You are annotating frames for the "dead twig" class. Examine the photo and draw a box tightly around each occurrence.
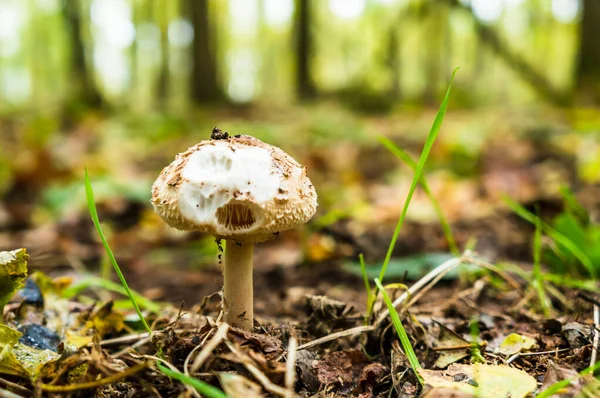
[190,322,229,373]
[224,339,289,397]
[41,361,148,392]
[376,253,468,325]
[0,377,30,396]
[506,348,571,364]
[296,325,375,351]
[285,336,298,398]
[591,304,599,372]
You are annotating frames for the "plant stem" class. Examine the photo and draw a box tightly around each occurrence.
[223,241,254,330]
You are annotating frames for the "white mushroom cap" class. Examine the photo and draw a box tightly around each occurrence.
[151,135,317,243]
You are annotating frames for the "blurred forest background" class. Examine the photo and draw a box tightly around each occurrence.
[1,0,599,110]
[1,0,600,278]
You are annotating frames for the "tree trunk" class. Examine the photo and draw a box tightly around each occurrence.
[449,0,569,106]
[62,0,102,107]
[294,0,316,100]
[188,0,220,103]
[156,0,169,104]
[576,0,600,104]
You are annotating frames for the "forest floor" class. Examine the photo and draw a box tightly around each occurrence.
[0,105,599,397]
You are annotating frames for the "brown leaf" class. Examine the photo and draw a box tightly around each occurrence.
[229,329,282,356]
[312,350,368,387]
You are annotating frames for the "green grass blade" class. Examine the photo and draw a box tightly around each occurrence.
[374,278,423,385]
[359,254,372,302]
[359,253,374,324]
[62,275,161,313]
[536,361,600,398]
[379,136,459,256]
[378,68,459,283]
[156,361,227,398]
[532,212,551,317]
[502,195,597,279]
[84,169,153,335]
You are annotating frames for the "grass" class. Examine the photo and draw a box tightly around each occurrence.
[62,275,161,313]
[468,317,485,364]
[532,211,552,317]
[536,361,600,398]
[378,136,459,256]
[377,67,459,285]
[374,278,423,385]
[359,253,376,325]
[503,195,597,279]
[364,68,458,321]
[84,170,227,398]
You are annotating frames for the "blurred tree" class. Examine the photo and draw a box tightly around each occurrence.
[385,25,400,100]
[157,0,170,103]
[576,0,600,104]
[449,0,569,106]
[294,0,316,99]
[62,0,103,108]
[188,0,221,103]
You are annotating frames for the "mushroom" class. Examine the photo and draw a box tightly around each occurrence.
[151,129,317,330]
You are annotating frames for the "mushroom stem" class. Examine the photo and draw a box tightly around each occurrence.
[223,241,254,330]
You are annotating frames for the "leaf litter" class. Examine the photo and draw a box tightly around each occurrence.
[1,109,600,396]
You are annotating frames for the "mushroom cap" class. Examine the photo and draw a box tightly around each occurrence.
[151,135,318,243]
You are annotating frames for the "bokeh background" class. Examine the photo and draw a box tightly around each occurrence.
[0,0,599,300]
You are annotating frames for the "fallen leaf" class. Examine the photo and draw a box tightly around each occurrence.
[562,322,591,349]
[0,248,29,315]
[539,360,600,397]
[0,324,30,377]
[356,362,386,398]
[312,350,368,387]
[218,372,264,398]
[419,363,537,398]
[433,322,470,368]
[497,333,537,356]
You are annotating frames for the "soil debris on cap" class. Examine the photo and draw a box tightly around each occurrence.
[210,127,229,140]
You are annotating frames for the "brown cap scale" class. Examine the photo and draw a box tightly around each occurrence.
[151,132,317,329]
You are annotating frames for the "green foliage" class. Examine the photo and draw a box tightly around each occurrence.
[536,361,600,398]
[532,212,551,317]
[373,278,423,385]
[468,317,485,364]
[503,195,598,279]
[62,275,161,313]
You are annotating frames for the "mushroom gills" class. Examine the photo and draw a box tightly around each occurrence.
[217,203,256,230]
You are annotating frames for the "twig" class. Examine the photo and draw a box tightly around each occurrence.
[465,257,523,292]
[432,342,486,351]
[113,337,151,358]
[0,377,30,396]
[285,336,298,398]
[190,323,229,373]
[405,258,462,310]
[591,304,599,372]
[224,340,288,397]
[506,348,571,364]
[578,292,600,307]
[296,325,375,351]
[41,361,148,392]
[375,253,468,325]
[100,328,190,346]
